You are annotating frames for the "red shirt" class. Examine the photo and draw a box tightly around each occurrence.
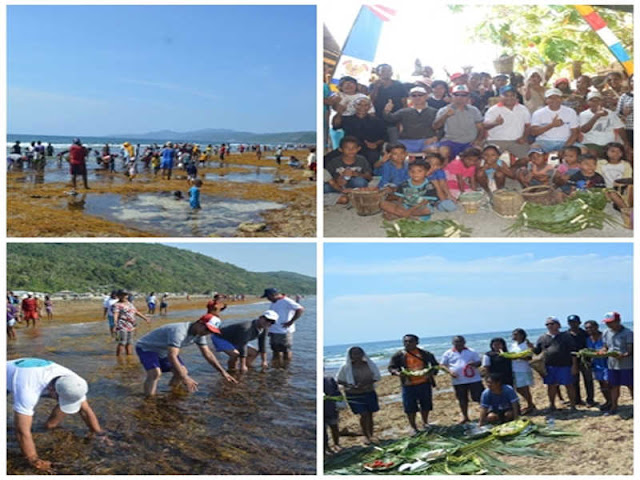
[69,144,87,166]
[21,298,38,313]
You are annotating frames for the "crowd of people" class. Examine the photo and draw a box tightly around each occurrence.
[7,286,305,472]
[323,64,633,218]
[6,292,53,338]
[324,312,632,451]
[8,139,317,198]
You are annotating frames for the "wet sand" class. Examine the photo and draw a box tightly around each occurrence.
[327,374,633,475]
[7,151,316,237]
[8,298,317,475]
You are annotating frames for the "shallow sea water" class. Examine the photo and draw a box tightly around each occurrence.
[7,299,317,475]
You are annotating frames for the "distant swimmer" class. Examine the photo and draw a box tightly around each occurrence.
[46,143,54,157]
[7,358,108,472]
[11,140,22,154]
[135,315,238,396]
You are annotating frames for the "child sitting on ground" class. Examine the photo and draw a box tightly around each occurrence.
[377,144,409,189]
[516,147,555,188]
[425,152,457,211]
[553,146,581,194]
[596,142,633,188]
[568,154,606,192]
[476,145,512,193]
[444,147,481,198]
[324,136,373,203]
[189,179,203,210]
[380,160,436,220]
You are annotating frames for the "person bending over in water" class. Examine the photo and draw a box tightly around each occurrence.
[7,358,108,473]
[135,316,238,396]
[218,310,279,372]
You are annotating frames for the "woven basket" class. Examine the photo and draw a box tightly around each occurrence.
[458,191,485,214]
[521,185,558,205]
[613,178,633,208]
[621,207,633,229]
[492,190,524,218]
[348,188,384,216]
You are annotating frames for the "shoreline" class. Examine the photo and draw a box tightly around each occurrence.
[7,152,316,237]
[327,373,633,475]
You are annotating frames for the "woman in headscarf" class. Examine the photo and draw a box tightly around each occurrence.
[336,346,381,444]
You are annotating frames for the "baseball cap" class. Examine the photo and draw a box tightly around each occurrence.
[450,72,467,81]
[545,316,560,325]
[499,85,517,95]
[451,84,470,95]
[261,310,279,322]
[261,288,279,298]
[528,146,544,155]
[55,375,88,414]
[339,76,357,85]
[72,138,82,146]
[199,313,221,334]
[409,86,427,95]
[602,311,621,323]
[586,91,602,100]
[545,88,563,98]
[567,314,581,323]
[554,77,570,87]
[494,73,509,80]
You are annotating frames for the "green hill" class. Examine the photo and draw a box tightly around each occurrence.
[7,244,316,295]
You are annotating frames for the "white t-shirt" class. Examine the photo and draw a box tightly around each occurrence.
[7,358,79,416]
[597,159,633,188]
[510,341,533,373]
[268,296,303,334]
[485,103,531,141]
[579,109,624,146]
[440,348,482,385]
[103,297,118,316]
[531,105,579,141]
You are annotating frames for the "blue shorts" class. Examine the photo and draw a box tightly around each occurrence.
[437,140,473,159]
[346,390,380,414]
[107,314,115,330]
[147,302,156,310]
[210,335,237,352]
[607,368,633,387]
[543,365,574,385]
[398,138,428,153]
[402,382,433,414]
[136,346,185,372]
[160,159,173,170]
[434,199,457,212]
[593,367,608,382]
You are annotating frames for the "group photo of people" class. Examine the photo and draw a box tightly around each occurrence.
[323,242,633,475]
[323,4,633,238]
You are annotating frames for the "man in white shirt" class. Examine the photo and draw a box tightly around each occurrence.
[440,336,483,424]
[7,358,107,472]
[531,88,580,152]
[261,287,304,367]
[579,91,627,157]
[483,85,532,166]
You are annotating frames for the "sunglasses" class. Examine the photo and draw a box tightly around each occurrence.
[453,93,469,97]
[410,93,426,97]
[545,323,556,326]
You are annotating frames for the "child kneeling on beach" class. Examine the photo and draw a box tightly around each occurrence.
[516,147,556,188]
[553,146,581,194]
[381,160,455,220]
[478,373,520,426]
[443,147,481,198]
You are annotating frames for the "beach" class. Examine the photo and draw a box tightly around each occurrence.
[7,150,316,237]
[327,373,633,475]
[7,296,317,475]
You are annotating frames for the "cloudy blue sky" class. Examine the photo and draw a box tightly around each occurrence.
[325,243,632,345]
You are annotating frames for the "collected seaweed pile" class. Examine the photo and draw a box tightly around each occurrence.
[384,219,472,238]
[507,193,616,234]
[325,419,578,475]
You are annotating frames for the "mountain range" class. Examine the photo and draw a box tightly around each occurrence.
[7,244,316,295]
[111,128,316,144]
